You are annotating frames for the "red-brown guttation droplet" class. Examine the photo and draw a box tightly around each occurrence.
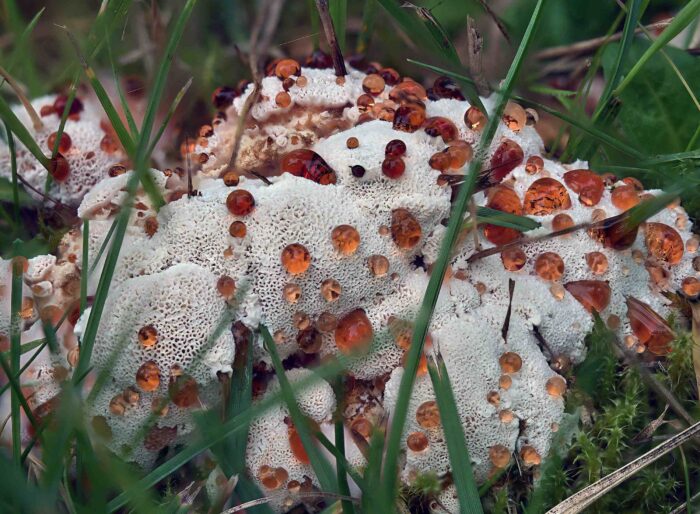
[280,149,337,185]
[423,116,458,143]
[523,178,572,215]
[611,185,640,210]
[49,153,70,182]
[391,208,422,249]
[388,80,428,103]
[626,297,675,355]
[587,212,639,250]
[564,280,611,313]
[288,425,310,464]
[281,243,311,274]
[484,185,523,245]
[144,425,177,452]
[212,86,237,109]
[335,308,373,355]
[169,375,199,408]
[489,139,524,184]
[432,76,465,100]
[563,169,604,206]
[392,103,426,133]
[644,223,684,265]
[305,50,333,68]
[47,132,72,154]
[226,190,255,216]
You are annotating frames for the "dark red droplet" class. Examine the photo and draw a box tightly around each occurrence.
[488,139,524,184]
[280,149,337,185]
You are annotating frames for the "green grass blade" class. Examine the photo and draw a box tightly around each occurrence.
[329,0,347,53]
[6,7,45,76]
[315,430,367,492]
[427,355,483,514]
[614,0,700,97]
[379,1,547,510]
[88,217,117,275]
[80,220,89,314]
[9,253,23,464]
[362,423,385,513]
[0,341,48,398]
[3,122,20,227]
[623,186,682,228]
[261,325,339,494]
[476,206,541,231]
[332,379,356,514]
[106,37,139,139]
[0,95,51,171]
[356,0,378,54]
[307,0,321,49]
[145,77,193,158]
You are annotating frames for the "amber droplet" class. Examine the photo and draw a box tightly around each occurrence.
[283,283,302,303]
[357,94,375,112]
[288,425,310,464]
[391,209,422,249]
[552,213,574,232]
[407,431,429,452]
[297,327,322,354]
[222,170,240,186]
[500,247,526,271]
[588,212,639,250]
[424,116,458,143]
[609,185,638,211]
[585,252,608,275]
[40,105,54,117]
[293,311,311,330]
[484,185,524,245]
[535,252,565,281]
[47,132,72,153]
[464,106,487,131]
[487,391,500,406]
[138,325,158,348]
[681,277,700,297]
[385,139,407,157]
[144,216,158,237]
[280,149,337,185]
[645,223,684,265]
[446,140,473,169]
[226,190,255,216]
[49,153,70,182]
[499,375,512,390]
[489,139,524,184]
[525,156,544,174]
[521,446,541,466]
[389,80,427,102]
[100,134,120,154]
[393,104,426,133]
[623,176,644,191]
[563,169,604,206]
[499,352,522,373]
[275,91,292,108]
[275,59,301,80]
[109,394,127,415]
[335,309,373,355]
[330,225,360,255]
[489,445,511,468]
[428,151,450,172]
[626,297,675,355]
[415,400,441,429]
[523,178,571,215]
[362,74,386,95]
[346,137,359,149]
[321,278,341,302]
[432,76,464,100]
[217,275,236,299]
[212,86,237,109]
[259,465,289,490]
[350,417,372,439]
[382,157,406,178]
[502,101,527,132]
[229,221,247,238]
[316,312,338,332]
[281,243,311,274]
[368,255,390,276]
[169,375,199,408]
[564,280,610,313]
[108,164,127,177]
[136,361,161,391]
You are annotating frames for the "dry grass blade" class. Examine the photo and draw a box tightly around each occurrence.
[315,0,347,76]
[0,94,51,171]
[0,64,43,130]
[223,491,359,513]
[690,300,700,398]
[546,419,700,513]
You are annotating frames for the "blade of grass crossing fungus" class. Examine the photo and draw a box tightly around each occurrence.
[427,355,483,514]
[362,423,385,513]
[3,122,20,227]
[475,206,541,231]
[4,7,45,78]
[80,220,89,315]
[315,430,367,491]
[145,77,193,158]
[0,96,51,171]
[106,37,139,139]
[72,0,196,386]
[329,0,347,52]
[10,253,23,464]
[261,325,339,494]
[356,0,378,54]
[332,378,356,514]
[43,78,79,194]
[307,0,322,49]
[379,1,548,511]
[107,358,345,511]
[614,0,700,97]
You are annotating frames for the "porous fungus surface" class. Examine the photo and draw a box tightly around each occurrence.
[12,60,698,512]
[0,94,126,205]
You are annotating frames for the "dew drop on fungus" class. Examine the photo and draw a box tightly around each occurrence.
[49,153,70,182]
[280,149,337,185]
[611,185,640,210]
[423,116,458,142]
[136,361,161,391]
[281,244,311,274]
[446,140,473,169]
[47,132,72,153]
[367,255,390,276]
[535,252,565,281]
[521,446,541,466]
[489,445,511,468]
[335,309,373,355]
[392,104,426,133]
[283,283,302,303]
[523,178,571,215]
[346,137,359,149]
[320,278,341,302]
[389,80,427,103]
[275,91,292,108]
[293,311,311,330]
[379,67,401,85]
[362,74,386,95]
[587,212,639,250]
[385,139,406,157]
[464,106,487,131]
[144,216,159,237]
[357,94,375,111]
[585,251,608,275]
[500,246,527,271]
[483,185,523,245]
[316,312,338,332]
[288,425,310,464]
[681,277,700,297]
[169,375,199,408]
[351,417,372,439]
[489,139,524,184]
[644,222,684,265]
[212,86,237,109]
[138,325,158,348]
[564,280,611,313]
[226,190,255,216]
[499,352,522,373]
[217,275,236,299]
[415,400,441,429]
[331,225,360,255]
[382,157,406,178]
[432,76,464,100]
[502,101,527,132]
[297,327,322,354]
[108,164,127,177]
[391,209,422,249]
[275,59,301,80]
[229,221,247,238]
[626,297,675,355]
[552,213,574,232]
[525,156,544,174]
[407,431,429,452]
[350,165,366,178]
[563,169,604,206]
